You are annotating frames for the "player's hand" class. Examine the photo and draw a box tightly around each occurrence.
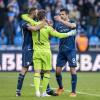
[67,29,77,37]
[26,24,31,28]
[54,15,62,22]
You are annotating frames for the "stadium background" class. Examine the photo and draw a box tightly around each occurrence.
[0,0,100,72]
[0,0,100,100]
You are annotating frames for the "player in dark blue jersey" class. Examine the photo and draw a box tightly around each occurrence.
[16,7,57,96]
[16,7,44,96]
[54,9,77,97]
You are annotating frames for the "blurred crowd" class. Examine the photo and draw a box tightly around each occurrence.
[0,0,100,49]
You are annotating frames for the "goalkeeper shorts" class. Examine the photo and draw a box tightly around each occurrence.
[33,51,52,71]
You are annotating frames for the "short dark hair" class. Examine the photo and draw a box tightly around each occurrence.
[28,7,37,14]
[60,8,69,14]
[37,9,46,20]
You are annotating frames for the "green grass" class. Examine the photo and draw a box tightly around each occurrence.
[0,72,100,100]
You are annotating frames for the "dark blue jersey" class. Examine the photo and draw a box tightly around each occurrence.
[55,20,76,51]
[21,20,33,50]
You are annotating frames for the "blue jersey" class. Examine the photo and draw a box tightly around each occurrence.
[21,20,33,50]
[55,20,76,51]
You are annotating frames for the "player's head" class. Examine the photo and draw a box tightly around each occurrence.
[28,7,38,18]
[60,8,69,20]
[37,9,46,20]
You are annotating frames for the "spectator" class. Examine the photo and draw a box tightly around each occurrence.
[7,0,19,17]
[77,0,84,18]
[95,2,100,37]
[54,0,63,15]
[28,0,41,9]
[0,0,100,48]
[3,12,16,45]
[40,0,49,9]
[69,5,81,21]
[87,1,98,36]
[41,0,55,9]
[66,0,75,12]
[77,20,86,34]
[17,0,28,13]
[0,0,7,30]
[0,29,7,45]
[45,6,53,21]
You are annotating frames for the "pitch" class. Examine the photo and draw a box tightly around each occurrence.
[0,72,100,100]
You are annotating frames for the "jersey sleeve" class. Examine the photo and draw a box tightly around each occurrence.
[21,14,37,25]
[48,26,69,38]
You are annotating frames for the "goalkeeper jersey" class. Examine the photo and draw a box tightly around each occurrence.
[32,25,71,51]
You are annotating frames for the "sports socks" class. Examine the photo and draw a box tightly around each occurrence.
[56,74,63,89]
[34,73,40,92]
[71,74,77,93]
[16,73,25,93]
[41,72,51,92]
[42,73,50,93]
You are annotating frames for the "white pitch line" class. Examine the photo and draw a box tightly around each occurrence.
[30,84,100,97]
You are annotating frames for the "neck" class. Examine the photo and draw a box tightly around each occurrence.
[40,18,45,22]
[42,19,45,21]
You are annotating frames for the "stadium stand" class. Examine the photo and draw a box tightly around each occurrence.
[0,0,100,51]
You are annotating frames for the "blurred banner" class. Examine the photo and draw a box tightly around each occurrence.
[0,50,100,72]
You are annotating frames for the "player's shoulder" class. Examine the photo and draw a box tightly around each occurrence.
[45,25,54,31]
[55,21,61,26]
[41,25,54,34]
[21,14,28,20]
[41,24,51,29]
[21,20,28,27]
[21,14,37,25]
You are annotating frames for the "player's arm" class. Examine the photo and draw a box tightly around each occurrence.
[22,14,36,25]
[61,20,76,28]
[21,14,45,31]
[21,20,45,32]
[48,26,76,38]
[26,23,45,31]
[54,15,76,28]
[22,21,44,31]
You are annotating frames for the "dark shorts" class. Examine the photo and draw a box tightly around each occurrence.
[22,49,33,68]
[56,50,77,67]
